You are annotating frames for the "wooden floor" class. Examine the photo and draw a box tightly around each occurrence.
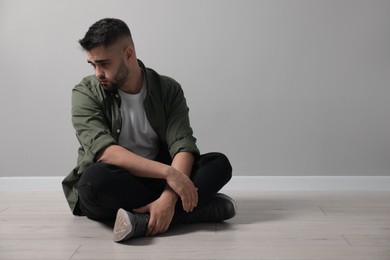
[1,190,390,260]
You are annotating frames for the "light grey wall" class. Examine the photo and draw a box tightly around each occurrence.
[1,0,389,177]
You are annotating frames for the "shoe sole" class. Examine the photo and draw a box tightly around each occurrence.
[113,208,133,242]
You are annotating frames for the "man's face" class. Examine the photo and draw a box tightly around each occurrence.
[86,44,129,90]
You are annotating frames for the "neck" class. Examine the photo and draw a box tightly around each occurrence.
[120,66,143,94]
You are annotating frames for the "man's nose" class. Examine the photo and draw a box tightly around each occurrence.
[95,67,105,79]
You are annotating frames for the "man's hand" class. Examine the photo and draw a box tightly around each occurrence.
[165,166,198,213]
[133,190,177,236]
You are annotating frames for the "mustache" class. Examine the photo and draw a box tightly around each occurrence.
[98,78,118,90]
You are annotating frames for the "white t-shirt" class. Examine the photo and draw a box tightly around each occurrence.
[118,80,159,160]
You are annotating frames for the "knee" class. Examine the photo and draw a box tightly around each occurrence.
[79,163,115,187]
[77,163,112,203]
[212,152,233,183]
[77,163,117,220]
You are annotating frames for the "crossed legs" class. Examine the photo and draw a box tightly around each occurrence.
[77,152,232,222]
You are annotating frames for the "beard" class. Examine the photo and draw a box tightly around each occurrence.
[99,60,129,91]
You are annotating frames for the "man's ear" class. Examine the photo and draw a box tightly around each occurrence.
[124,47,134,61]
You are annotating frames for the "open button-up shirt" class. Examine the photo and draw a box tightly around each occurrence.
[62,60,199,214]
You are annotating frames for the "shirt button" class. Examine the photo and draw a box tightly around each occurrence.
[117,129,120,133]
[115,94,119,98]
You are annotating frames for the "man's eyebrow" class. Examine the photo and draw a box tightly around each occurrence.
[87,59,110,64]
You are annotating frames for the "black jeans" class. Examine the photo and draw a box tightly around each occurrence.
[77,152,232,221]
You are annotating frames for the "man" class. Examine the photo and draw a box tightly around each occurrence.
[62,18,235,242]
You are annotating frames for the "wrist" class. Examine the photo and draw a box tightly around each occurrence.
[162,186,179,203]
[163,165,174,180]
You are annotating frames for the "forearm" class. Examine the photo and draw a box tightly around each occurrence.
[97,144,171,179]
[171,152,194,177]
[162,152,195,200]
[99,145,196,210]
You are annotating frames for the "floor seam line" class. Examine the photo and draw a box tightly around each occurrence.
[0,207,10,214]
[341,234,353,247]
[318,206,327,215]
[69,245,82,260]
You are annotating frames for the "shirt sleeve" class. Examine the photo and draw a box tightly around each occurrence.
[164,78,200,158]
[71,85,117,162]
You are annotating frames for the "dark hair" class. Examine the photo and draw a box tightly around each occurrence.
[79,18,132,50]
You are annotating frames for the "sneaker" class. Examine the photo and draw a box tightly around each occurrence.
[113,208,149,242]
[178,193,236,224]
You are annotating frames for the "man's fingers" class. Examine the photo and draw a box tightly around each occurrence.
[180,186,198,212]
[191,189,198,212]
[133,205,148,214]
[188,191,196,212]
[149,218,170,236]
[150,221,158,236]
[147,212,171,236]
[180,192,189,212]
[166,170,199,212]
[161,223,169,234]
[147,215,156,236]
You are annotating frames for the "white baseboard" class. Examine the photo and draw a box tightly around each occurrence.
[0,177,63,191]
[0,176,390,191]
[221,176,390,191]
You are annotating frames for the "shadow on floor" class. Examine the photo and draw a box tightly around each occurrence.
[232,197,290,224]
[97,196,294,245]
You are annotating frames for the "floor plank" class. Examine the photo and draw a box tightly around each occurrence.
[1,190,389,259]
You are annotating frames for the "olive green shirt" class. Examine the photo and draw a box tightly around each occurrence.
[62,60,199,214]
